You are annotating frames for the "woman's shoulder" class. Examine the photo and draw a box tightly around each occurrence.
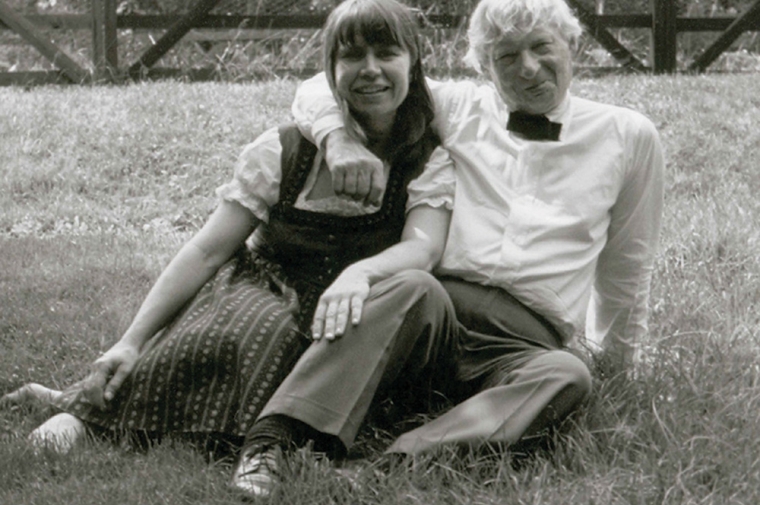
[239,124,317,167]
[240,126,282,156]
[275,123,304,144]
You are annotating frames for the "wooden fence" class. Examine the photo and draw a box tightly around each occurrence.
[1,0,759,86]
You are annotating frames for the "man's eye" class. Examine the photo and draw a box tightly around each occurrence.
[533,42,552,53]
[496,53,517,63]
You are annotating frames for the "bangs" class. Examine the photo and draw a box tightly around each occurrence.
[332,5,403,48]
[321,0,434,152]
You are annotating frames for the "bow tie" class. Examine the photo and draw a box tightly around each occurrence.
[507,111,562,141]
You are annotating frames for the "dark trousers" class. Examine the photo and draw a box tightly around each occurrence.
[257,271,592,455]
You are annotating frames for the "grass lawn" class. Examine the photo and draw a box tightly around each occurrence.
[1,73,759,504]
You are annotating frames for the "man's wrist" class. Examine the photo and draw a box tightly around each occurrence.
[318,123,348,153]
[323,127,348,152]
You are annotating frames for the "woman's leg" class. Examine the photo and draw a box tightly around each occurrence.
[232,270,459,497]
[28,413,87,453]
[1,384,86,453]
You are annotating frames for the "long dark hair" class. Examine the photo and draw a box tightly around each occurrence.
[322,0,436,161]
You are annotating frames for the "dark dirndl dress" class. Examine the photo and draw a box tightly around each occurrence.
[54,124,437,440]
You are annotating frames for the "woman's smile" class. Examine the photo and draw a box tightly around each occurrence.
[353,84,391,95]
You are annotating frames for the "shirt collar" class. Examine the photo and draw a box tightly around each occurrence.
[546,94,573,141]
[545,93,571,122]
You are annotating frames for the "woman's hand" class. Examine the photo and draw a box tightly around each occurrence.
[311,267,371,341]
[80,341,140,410]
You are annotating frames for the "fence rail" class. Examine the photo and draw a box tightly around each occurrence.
[1,13,752,31]
[1,0,759,86]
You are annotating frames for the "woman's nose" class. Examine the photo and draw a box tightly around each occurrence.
[360,53,381,76]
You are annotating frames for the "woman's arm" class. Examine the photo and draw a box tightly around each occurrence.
[311,204,451,341]
[82,200,259,407]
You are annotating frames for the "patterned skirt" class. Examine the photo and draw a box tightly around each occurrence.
[55,248,310,438]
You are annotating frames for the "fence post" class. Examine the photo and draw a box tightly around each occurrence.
[689,0,760,72]
[0,0,89,83]
[566,0,647,72]
[92,0,118,82]
[128,0,222,78]
[651,0,678,73]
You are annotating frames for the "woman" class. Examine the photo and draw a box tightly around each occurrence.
[5,0,454,463]
[226,0,463,498]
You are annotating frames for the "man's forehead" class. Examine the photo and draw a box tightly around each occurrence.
[493,26,559,49]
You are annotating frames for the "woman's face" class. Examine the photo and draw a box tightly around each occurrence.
[334,35,411,131]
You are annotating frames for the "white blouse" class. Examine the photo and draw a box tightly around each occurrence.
[216,127,456,223]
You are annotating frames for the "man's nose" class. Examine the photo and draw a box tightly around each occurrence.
[518,51,540,79]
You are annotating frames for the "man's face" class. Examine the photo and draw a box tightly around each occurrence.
[487,27,573,115]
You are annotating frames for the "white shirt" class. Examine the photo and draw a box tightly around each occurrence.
[293,75,664,362]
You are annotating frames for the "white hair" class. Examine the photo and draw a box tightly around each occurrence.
[463,0,583,73]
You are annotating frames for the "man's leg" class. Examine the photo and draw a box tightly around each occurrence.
[386,279,592,455]
[252,269,459,451]
[386,349,590,454]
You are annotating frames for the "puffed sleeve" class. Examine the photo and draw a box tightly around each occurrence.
[405,146,456,212]
[215,127,283,223]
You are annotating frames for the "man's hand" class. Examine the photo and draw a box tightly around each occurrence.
[324,128,385,205]
[311,267,371,341]
[80,341,140,410]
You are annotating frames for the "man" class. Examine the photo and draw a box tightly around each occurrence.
[245,0,663,483]
[296,0,664,367]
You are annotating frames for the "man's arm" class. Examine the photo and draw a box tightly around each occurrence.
[591,116,665,369]
[292,72,386,204]
[291,72,343,148]
[292,74,459,204]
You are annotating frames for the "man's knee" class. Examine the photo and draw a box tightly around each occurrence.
[385,269,444,293]
[373,270,451,309]
[355,270,456,345]
[547,350,593,404]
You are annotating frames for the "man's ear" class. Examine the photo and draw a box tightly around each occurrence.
[566,33,581,54]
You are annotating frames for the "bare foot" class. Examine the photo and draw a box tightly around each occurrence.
[0,383,63,406]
